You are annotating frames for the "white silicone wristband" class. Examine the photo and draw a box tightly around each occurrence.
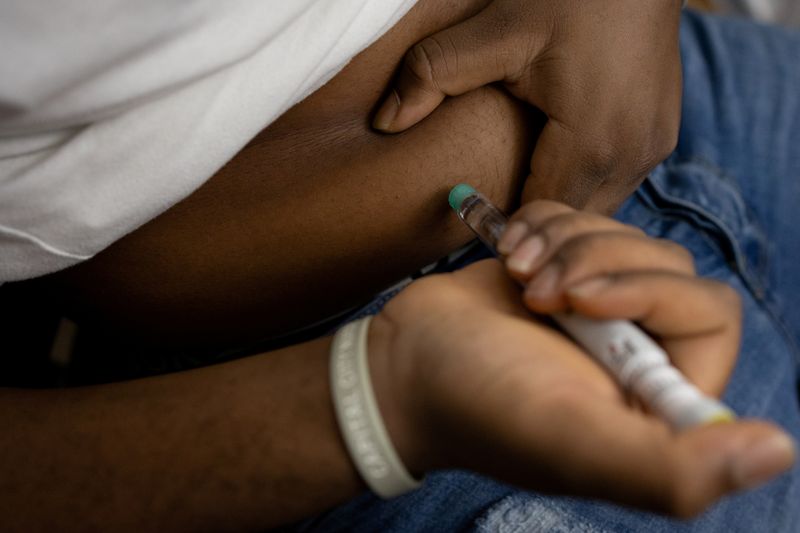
[330,316,423,499]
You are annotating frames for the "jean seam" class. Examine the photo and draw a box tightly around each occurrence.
[635,180,757,285]
[653,157,800,370]
[664,154,772,283]
[634,181,800,371]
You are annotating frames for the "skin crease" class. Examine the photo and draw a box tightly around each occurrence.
[43,0,539,350]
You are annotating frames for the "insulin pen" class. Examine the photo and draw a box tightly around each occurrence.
[448,184,735,430]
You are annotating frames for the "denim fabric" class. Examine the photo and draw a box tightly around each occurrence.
[292,11,800,533]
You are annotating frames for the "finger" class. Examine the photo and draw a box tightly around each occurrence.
[564,272,742,395]
[522,119,645,211]
[500,205,645,279]
[373,8,534,133]
[511,392,796,518]
[566,273,740,338]
[519,233,696,311]
[497,200,574,255]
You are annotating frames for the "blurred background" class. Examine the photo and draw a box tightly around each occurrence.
[693,0,800,27]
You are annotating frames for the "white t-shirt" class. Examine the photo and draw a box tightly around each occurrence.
[0,0,418,282]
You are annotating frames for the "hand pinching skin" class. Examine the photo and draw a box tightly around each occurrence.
[375,0,684,213]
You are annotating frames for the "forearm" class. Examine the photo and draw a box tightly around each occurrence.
[0,337,362,531]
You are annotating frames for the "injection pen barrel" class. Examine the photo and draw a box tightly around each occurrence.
[448,184,735,430]
[456,193,508,250]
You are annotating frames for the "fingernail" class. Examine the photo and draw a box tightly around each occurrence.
[525,264,561,299]
[566,277,611,298]
[732,433,796,489]
[497,222,529,255]
[506,236,545,275]
[373,90,401,131]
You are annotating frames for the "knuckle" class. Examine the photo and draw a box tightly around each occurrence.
[551,232,605,270]
[405,42,435,86]
[578,138,620,184]
[537,212,586,249]
[405,36,452,90]
[609,110,679,180]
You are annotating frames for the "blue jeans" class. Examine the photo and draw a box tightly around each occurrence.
[295,11,800,532]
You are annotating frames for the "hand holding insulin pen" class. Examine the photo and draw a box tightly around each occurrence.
[449,184,735,430]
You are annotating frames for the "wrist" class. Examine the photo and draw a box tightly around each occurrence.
[329,313,429,498]
[367,312,434,477]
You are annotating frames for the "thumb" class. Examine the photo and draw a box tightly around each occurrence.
[525,392,797,517]
[373,10,520,133]
[652,421,796,517]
